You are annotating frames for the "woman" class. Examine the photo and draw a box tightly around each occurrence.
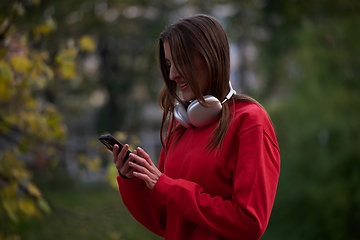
[113,14,280,240]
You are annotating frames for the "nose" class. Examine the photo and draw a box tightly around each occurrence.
[169,65,180,81]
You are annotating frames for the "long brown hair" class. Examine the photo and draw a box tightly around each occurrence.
[158,14,261,153]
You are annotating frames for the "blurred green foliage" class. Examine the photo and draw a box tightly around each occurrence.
[0,0,96,239]
[257,1,360,239]
[1,0,360,239]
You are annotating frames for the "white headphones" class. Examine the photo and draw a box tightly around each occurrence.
[174,81,236,128]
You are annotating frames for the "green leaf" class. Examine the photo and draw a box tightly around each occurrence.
[43,64,54,79]
[0,60,13,81]
[3,199,19,222]
[37,198,51,214]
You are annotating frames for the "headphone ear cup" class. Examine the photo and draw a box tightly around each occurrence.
[187,95,222,128]
[174,102,193,128]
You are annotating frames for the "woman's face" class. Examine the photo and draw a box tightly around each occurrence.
[163,41,209,102]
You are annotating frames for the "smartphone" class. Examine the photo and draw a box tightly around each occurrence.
[99,134,131,163]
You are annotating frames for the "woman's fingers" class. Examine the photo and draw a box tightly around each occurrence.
[128,151,162,189]
[113,145,161,188]
[114,144,138,178]
[130,162,158,189]
[129,152,154,173]
[114,144,127,169]
[112,144,119,163]
[128,157,150,174]
[136,147,152,164]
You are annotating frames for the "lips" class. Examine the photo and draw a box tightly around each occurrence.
[178,82,188,90]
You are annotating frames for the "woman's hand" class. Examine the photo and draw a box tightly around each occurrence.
[113,144,162,190]
[113,144,137,179]
[129,147,162,190]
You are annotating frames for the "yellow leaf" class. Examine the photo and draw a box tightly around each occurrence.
[45,17,57,31]
[108,231,120,240]
[87,157,101,172]
[18,199,38,217]
[79,35,96,52]
[33,75,47,89]
[54,47,78,78]
[0,81,11,103]
[27,183,42,198]
[77,154,87,164]
[56,48,77,62]
[0,60,14,102]
[128,144,136,152]
[57,61,76,80]
[89,138,98,148]
[11,168,30,180]
[130,136,141,146]
[37,51,49,61]
[0,48,7,58]
[29,65,48,89]
[106,164,119,190]
[33,20,55,39]
[0,182,18,198]
[11,55,32,73]
[114,131,127,142]
[32,0,41,6]
[3,114,17,125]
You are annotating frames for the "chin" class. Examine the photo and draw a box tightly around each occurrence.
[182,96,196,102]
[182,92,196,102]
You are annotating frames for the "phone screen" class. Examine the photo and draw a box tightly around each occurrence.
[99,134,131,162]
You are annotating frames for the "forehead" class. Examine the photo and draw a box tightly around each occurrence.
[163,41,172,59]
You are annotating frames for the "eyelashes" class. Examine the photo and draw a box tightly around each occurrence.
[165,59,171,68]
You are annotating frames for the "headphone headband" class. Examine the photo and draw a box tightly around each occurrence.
[221,81,237,104]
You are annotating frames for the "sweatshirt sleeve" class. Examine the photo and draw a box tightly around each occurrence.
[117,150,168,237]
[151,124,280,240]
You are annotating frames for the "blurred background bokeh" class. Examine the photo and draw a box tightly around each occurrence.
[1,0,359,239]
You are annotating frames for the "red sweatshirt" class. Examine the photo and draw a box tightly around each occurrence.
[117,101,280,240]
